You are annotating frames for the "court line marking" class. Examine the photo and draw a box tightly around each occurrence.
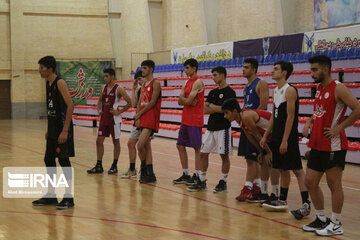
[0,140,345,240]
[0,210,226,240]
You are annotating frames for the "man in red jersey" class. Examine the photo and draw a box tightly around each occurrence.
[173,58,205,186]
[302,55,360,236]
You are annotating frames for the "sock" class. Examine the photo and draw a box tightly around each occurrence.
[331,212,341,224]
[279,187,288,201]
[245,181,253,189]
[261,180,268,194]
[183,169,190,176]
[130,163,135,171]
[253,178,261,187]
[96,160,102,166]
[315,210,327,222]
[146,164,154,175]
[301,191,310,204]
[272,185,280,197]
[194,170,200,176]
[113,159,118,166]
[199,171,206,181]
[140,160,146,169]
[221,173,228,182]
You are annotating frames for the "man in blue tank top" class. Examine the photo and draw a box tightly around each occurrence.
[236,58,270,202]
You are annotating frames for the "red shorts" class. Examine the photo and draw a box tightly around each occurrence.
[98,123,121,139]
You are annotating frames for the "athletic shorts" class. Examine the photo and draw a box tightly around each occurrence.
[307,149,346,172]
[269,141,302,170]
[98,122,121,139]
[45,137,75,158]
[201,128,232,154]
[238,129,258,161]
[129,126,155,140]
[177,124,202,148]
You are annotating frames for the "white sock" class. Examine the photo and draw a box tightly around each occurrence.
[221,173,228,182]
[253,178,261,187]
[331,212,341,224]
[272,185,280,197]
[199,171,206,182]
[183,169,189,176]
[315,210,327,222]
[245,181,253,189]
[194,170,200,176]
[261,180,268,194]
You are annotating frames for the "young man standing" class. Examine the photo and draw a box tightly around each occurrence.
[32,56,75,209]
[302,55,360,236]
[260,61,311,219]
[87,68,131,174]
[134,60,161,183]
[173,58,204,185]
[237,58,269,201]
[187,66,236,192]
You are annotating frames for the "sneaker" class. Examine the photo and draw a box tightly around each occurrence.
[315,220,343,236]
[213,180,227,193]
[139,167,147,183]
[247,193,269,203]
[139,173,157,183]
[251,184,261,196]
[302,217,330,232]
[87,164,104,174]
[290,202,311,220]
[263,199,288,212]
[187,180,207,192]
[120,168,137,178]
[185,173,199,186]
[32,193,58,206]
[235,186,252,201]
[107,164,118,174]
[261,193,278,206]
[56,195,74,210]
[173,173,191,184]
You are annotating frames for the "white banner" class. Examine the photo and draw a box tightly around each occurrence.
[171,42,233,64]
[303,24,360,52]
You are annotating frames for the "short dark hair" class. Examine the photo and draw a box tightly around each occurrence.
[183,58,198,72]
[141,60,155,72]
[134,70,143,79]
[211,66,227,78]
[308,55,332,74]
[274,60,293,80]
[244,58,258,73]
[38,56,56,72]
[222,98,241,113]
[103,68,115,76]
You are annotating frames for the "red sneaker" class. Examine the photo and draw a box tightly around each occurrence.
[251,184,260,196]
[235,186,252,201]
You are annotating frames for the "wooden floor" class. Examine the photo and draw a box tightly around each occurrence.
[0,120,359,240]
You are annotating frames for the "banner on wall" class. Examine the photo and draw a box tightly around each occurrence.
[303,24,360,52]
[315,0,360,30]
[171,42,233,64]
[56,61,112,106]
[233,33,304,58]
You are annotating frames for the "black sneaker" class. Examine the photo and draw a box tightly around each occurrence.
[247,193,269,203]
[139,167,148,183]
[87,164,104,174]
[185,173,198,186]
[56,195,74,210]
[302,217,330,232]
[261,193,278,206]
[173,173,191,184]
[32,193,58,206]
[107,164,118,174]
[187,180,207,192]
[140,173,157,183]
[213,180,227,193]
[290,201,311,220]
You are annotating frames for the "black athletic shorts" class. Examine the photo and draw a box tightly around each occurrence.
[270,140,302,170]
[45,137,75,158]
[307,149,346,172]
[238,129,258,161]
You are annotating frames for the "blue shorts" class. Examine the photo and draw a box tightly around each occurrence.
[237,129,258,161]
[177,125,202,148]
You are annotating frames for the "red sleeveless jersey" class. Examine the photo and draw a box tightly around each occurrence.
[100,84,118,126]
[139,79,161,132]
[309,80,347,151]
[181,76,204,127]
[241,109,272,141]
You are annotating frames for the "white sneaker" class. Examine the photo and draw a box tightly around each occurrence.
[120,168,137,178]
[315,220,343,236]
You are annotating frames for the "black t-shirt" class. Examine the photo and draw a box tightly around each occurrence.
[206,86,236,131]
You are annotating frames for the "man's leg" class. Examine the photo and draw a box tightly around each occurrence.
[326,167,344,223]
[87,136,106,174]
[108,138,120,174]
[188,152,209,192]
[137,128,155,183]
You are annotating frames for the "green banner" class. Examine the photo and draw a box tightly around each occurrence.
[56,61,112,105]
